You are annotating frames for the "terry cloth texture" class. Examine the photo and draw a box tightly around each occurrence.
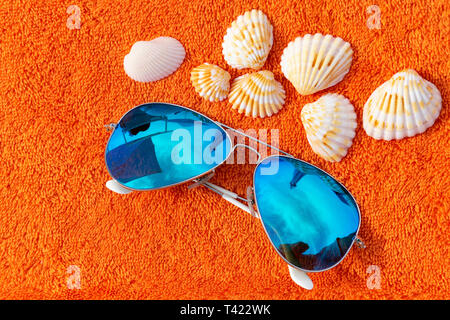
[0,0,448,299]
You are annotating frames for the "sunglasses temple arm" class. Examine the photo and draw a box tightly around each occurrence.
[288,265,313,290]
[222,194,252,215]
[105,178,252,216]
[200,181,313,290]
[198,182,258,218]
[107,178,313,289]
[106,179,133,194]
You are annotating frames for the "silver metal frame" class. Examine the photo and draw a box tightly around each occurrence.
[105,102,363,275]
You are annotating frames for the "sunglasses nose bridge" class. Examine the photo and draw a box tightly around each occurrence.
[231,143,262,162]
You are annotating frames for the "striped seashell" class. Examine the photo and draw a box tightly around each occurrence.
[280,33,353,95]
[190,63,231,102]
[123,37,185,82]
[222,9,273,70]
[301,93,357,162]
[228,70,285,118]
[363,69,442,140]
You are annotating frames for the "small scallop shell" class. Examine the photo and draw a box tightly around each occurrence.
[123,37,185,82]
[280,33,353,95]
[363,69,442,140]
[228,70,285,118]
[222,9,273,70]
[190,63,231,102]
[301,94,357,162]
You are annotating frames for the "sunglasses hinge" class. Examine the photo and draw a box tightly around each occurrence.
[188,171,215,189]
[355,236,366,249]
[104,123,117,132]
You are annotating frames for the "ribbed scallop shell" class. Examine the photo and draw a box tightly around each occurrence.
[228,70,285,118]
[363,69,442,140]
[123,37,185,82]
[190,63,231,102]
[222,9,273,70]
[280,34,353,95]
[301,94,357,162]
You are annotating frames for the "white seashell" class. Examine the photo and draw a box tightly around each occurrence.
[228,70,285,118]
[190,63,231,102]
[301,93,357,162]
[363,69,442,140]
[280,33,353,95]
[222,9,273,70]
[123,37,185,82]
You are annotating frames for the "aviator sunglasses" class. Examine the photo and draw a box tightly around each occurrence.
[104,102,365,290]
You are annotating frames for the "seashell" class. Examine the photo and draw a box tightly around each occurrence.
[123,37,185,82]
[363,69,442,140]
[222,9,273,70]
[280,33,353,95]
[228,70,285,118]
[301,93,357,162]
[190,63,231,102]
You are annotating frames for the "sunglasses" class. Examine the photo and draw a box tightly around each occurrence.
[104,102,365,290]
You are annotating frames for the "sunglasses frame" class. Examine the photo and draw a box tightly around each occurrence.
[104,102,364,289]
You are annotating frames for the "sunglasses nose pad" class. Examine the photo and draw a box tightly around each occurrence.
[288,265,313,290]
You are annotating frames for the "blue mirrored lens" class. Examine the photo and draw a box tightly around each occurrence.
[105,103,231,190]
[254,156,360,271]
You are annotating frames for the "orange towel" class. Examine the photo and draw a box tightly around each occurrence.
[0,0,448,299]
